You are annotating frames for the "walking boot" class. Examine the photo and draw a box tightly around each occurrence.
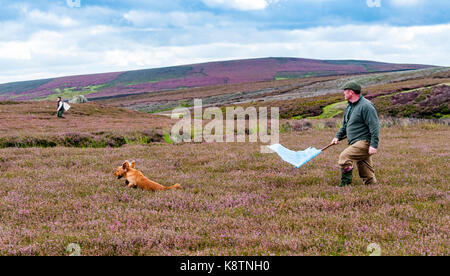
[339,166,353,187]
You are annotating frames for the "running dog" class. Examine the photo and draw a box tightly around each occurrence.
[114,161,182,191]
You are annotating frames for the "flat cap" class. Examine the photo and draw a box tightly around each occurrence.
[341,82,362,93]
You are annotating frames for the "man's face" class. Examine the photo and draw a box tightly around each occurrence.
[344,89,354,101]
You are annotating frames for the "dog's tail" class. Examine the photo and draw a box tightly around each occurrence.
[166,183,182,190]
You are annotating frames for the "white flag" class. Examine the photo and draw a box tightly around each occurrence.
[63,102,71,111]
[267,144,322,168]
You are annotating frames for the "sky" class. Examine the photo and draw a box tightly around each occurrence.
[0,0,449,84]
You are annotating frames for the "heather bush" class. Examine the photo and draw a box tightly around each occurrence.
[0,131,169,149]
[372,85,450,119]
[0,136,57,148]
[0,90,449,256]
[62,133,97,147]
[324,121,337,129]
[0,123,448,255]
[0,101,22,105]
[103,133,127,147]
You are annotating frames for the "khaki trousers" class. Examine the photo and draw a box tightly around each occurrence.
[338,140,377,185]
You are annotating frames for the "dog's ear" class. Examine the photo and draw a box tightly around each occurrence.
[122,161,129,170]
[130,161,135,168]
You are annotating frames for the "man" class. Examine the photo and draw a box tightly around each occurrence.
[57,97,65,118]
[331,82,380,187]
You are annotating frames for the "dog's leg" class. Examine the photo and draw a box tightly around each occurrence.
[127,182,137,189]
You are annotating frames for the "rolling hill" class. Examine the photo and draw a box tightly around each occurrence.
[0,57,434,101]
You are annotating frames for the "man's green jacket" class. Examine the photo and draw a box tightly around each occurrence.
[336,96,380,149]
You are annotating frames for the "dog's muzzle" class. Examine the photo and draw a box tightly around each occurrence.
[117,175,123,179]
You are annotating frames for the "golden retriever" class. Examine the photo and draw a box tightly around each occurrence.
[114,161,182,191]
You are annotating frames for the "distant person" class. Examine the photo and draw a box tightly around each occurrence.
[57,97,70,118]
[331,82,380,187]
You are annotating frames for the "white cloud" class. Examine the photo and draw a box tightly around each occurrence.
[27,9,79,27]
[0,21,449,84]
[123,10,220,28]
[202,0,279,11]
[0,41,32,60]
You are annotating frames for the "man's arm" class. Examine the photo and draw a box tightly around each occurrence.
[363,103,380,151]
[334,114,347,141]
[331,118,346,144]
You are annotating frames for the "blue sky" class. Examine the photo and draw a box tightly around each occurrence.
[0,0,449,83]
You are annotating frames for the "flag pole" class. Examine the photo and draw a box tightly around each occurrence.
[321,136,347,151]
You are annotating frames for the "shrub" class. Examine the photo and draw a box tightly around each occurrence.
[372,84,449,118]
[62,133,96,148]
[103,133,127,147]
[0,101,22,105]
[286,120,313,131]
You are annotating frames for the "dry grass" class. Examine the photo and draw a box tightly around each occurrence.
[227,77,450,119]
[0,101,175,148]
[0,101,173,137]
[0,119,448,255]
[96,76,342,114]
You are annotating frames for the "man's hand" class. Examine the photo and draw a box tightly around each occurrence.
[332,138,340,145]
[369,147,377,155]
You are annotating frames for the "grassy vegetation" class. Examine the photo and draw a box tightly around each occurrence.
[109,66,193,85]
[0,130,170,149]
[0,120,448,255]
[0,78,53,96]
[0,101,174,146]
[143,101,194,114]
[372,84,449,119]
[228,73,450,120]
[39,84,109,101]
[0,71,449,255]
[302,101,347,120]
[275,71,319,79]
[232,93,344,119]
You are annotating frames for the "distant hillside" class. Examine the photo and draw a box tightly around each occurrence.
[0,57,434,101]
